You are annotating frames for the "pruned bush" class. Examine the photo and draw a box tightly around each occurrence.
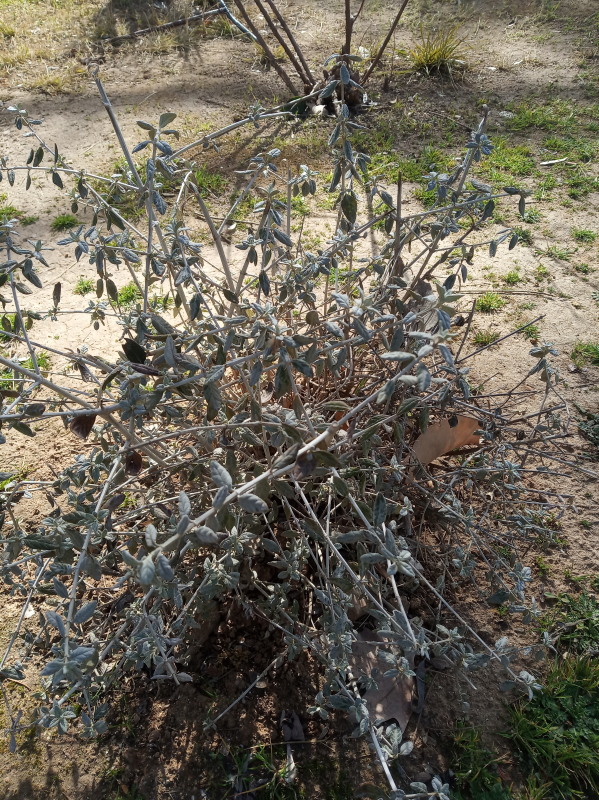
[0,57,564,796]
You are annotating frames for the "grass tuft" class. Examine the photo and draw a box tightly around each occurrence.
[51,213,79,231]
[405,26,466,75]
[476,292,506,313]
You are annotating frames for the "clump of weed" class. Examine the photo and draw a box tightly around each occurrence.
[74,277,94,296]
[521,323,540,341]
[509,657,599,799]
[117,282,142,307]
[533,264,551,281]
[51,213,79,231]
[473,330,500,346]
[405,26,466,75]
[449,722,512,800]
[503,270,522,286]
[476,292,506,312]
[545,246,572,261]
[571,228,597,243]
[574,263,593,274]
[512,226,532,246]
[571,341,599,367]
[194,165,227,197]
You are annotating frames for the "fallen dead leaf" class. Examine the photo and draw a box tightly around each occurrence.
[411,414,480,465]
[349,631,413,730]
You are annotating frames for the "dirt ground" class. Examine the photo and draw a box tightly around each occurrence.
[0,0,598,797]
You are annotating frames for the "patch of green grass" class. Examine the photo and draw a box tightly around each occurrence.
[566,170,599,199]
[117,282,142,307]
[574,263,593,274]
[473,330,500,346]
[509,657,599,799]
[506,99,599,133]
[0,21,16,37]
[545,245,572,261]
[542,591,599,655]
[512,226,532,246]
[449,722,512,800]
[51,213,79,231]
[533,264,551,281]
[577,407,599,457]
[406,26,466,75]
[542,135,598,163]
[571,227,597,243]
[194,164,226,197]
[479,137,537,183]
[533,175,558,201]
[74,277,94,296]
[0,198,37,225]
[351,117,395,153]
[521,322,540,341]
[290,194,310,216]
[503,270,522,286]
[0,352,51,391]
[522,208,541,224]
[571,341,599,367]
[476,292,506,313]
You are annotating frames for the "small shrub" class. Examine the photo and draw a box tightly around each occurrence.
[51,213,79,231]
[476,292,506,312]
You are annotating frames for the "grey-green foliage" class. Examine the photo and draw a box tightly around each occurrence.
[0,56,561,792]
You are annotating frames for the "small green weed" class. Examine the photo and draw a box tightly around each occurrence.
[74,277,94,296]
[51,213,79,231]
[479,137,536,183]
[571,228,597,243]
[0,352,51,391]
[503,270,522,286]
[476,292,506,313]
[473,330,500,346]
[574,263,593,274]
[449,722,512,800]
[542,592,599,654]
[571,341,599,367]
[533,175,558,201]
[290,194,310,216]
[194,165,226,197]
[509,657,599,799]
[521,323,540,341]
[117,282,142,307]
[405,26,466,75]
[567,170,599,199]
[533,264,551,281]
[545,245,572,261]
[535,556,550,578]
[577,408,599,457]
[522,209,541,224]
[512,226,532,246]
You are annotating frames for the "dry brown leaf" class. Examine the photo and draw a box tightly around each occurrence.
[349,631,413,731]
[412,414,480,465]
